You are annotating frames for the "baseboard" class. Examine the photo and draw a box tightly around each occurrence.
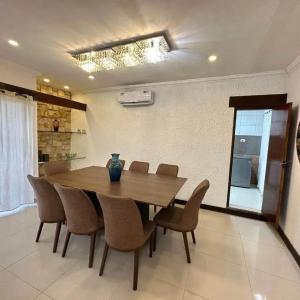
[174,199,265,221]
[278,226,300,268]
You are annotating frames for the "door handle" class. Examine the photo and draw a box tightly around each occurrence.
[281,161,292,166]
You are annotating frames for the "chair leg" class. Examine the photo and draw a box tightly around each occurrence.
[99,242,109,276]
[53,221,62,253]
[88,232,97,268]
[182,232,191,263]
[153,226,157,252]
[191,231,196,244]
[62,231,71,257]
[133,249,139,291]
[35,222,44,242]
[149,233,153,258]
[163,227,167,235]
[154,205,157,212]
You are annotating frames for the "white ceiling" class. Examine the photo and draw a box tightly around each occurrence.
[0,0,300,92]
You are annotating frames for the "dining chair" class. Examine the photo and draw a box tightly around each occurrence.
[97,194,155,290]
[44,160,69,176]
[54,184,104,268]
[153,179,210,263]
[154,163,179,213]
[106,159,125,169]
[27,175,66,253]
[129,161,150,173]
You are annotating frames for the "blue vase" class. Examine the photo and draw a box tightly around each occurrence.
[108,153,122,182]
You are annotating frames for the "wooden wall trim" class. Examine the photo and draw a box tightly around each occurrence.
[278,226,300,268]
[0,82,87,111]
[174,200,266,221]
[229,94,288,109]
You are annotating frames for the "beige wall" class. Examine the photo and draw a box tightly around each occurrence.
[280,62,300,255]
[0,58,39,89]
[72,72,287,207]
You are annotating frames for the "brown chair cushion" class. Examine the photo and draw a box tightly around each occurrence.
[55,184,104,235]
[154,206,192,232]
[97,194,154,251]
[129,161,150,173]
[154,180,210,232]
[27,175,65,223]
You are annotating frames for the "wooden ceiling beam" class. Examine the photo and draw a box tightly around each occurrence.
[0,82,87,111]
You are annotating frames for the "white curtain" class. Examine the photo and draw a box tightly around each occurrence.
[0,92,37,212]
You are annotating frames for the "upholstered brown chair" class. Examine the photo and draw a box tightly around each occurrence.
[129,161,150,173]
[54,184,104,268]
[44,160,69,176]
[106,159,125,169]
[154,163,179,212]
[97,194,155,290]
[153,180,210,263]
[27,175,66,253]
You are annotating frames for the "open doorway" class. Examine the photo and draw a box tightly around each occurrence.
[228,109,272,213]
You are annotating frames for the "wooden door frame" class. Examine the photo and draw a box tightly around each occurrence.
[226,94,288,211]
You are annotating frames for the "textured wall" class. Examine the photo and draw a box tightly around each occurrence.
[280,64,300,255]
[72,72,287,207]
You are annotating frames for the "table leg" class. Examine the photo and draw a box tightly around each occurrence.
[85,191,102,215]
[137,203,149,220]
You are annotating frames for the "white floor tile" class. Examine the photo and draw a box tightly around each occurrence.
[248,268,300,300]
[237,217,284,248]
[183,290,209,300]
[0,270,40,300]
[185,252,252,300]
[44,261,113,300]
[198,210,240,237]
[193,226,245,266]
[8,247,78,291]
[36,293,53,300]
[243,239,300,283]
[229,186,262,212]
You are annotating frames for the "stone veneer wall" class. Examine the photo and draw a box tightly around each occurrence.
[37,84,72,161]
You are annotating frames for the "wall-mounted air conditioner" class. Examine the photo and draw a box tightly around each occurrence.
[118,90,154,106]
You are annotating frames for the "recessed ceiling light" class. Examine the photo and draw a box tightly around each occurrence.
[43,78,50,83]
[64,85,70,90]
[8,39,19,47]
[208,55,217,62]
[88,75,95,80]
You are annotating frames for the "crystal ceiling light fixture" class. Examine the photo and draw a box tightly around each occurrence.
[70,31,171,73]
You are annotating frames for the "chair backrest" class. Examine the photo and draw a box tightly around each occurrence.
[44,160,69,176]
[182,180,210,230]
[27,175,65,222]
[54,184,100,234]
[129,161,149,173]
[156,163,179,177]
[106,159,125,169]
[97,194,145,251]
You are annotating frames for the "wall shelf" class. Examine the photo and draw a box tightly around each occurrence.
[38,130,86,134]
[38,156,86,165]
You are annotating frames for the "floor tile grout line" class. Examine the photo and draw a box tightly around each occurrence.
[246,265,300,285]
[182,289,210,300]
[239,227,255,297]
[5,268,42,293]
[2,247,38,271]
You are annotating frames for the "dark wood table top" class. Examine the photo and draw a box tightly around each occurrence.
[47,166,187,208]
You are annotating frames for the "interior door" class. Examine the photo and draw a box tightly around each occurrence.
[262,103,292,224]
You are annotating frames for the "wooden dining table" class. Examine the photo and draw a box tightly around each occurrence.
[47,166,187,219]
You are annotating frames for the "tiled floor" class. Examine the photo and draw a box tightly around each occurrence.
[0,206,299,300]
[229,186,263,212]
